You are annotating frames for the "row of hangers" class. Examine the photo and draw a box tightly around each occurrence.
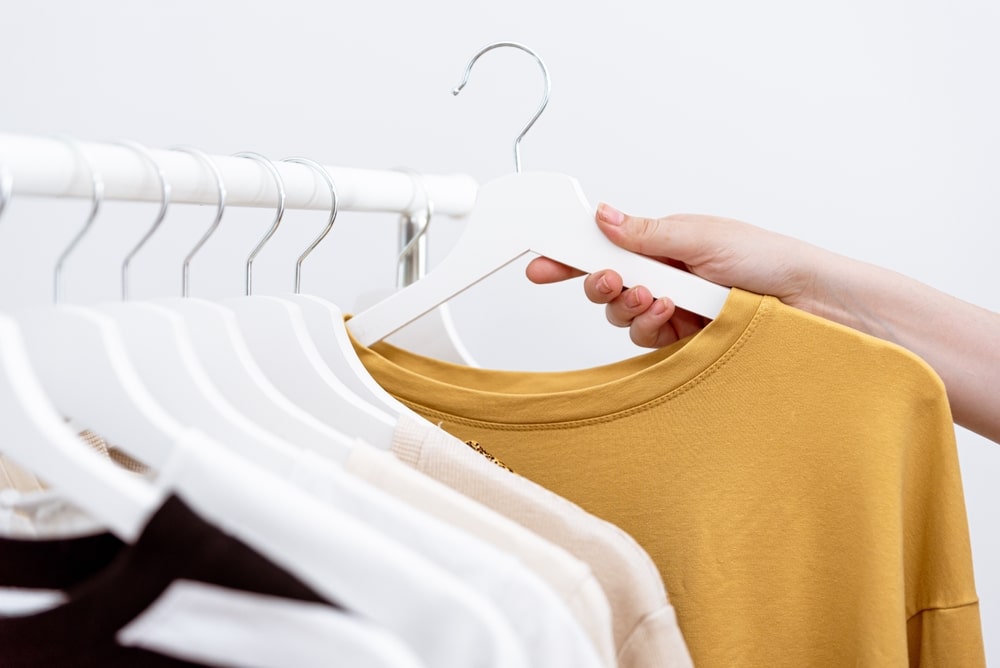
[0,42,730,545]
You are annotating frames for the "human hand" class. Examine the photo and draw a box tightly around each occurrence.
[525,204,819,347]
[531,203,1000,442]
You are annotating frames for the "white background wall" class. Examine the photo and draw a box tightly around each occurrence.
[2,0,998,660]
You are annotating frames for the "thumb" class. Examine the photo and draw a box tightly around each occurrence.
[595,203,710,265]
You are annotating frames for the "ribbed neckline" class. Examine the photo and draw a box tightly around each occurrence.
[352,288,768,427]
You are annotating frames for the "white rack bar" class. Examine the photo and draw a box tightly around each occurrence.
[0,133,478,217]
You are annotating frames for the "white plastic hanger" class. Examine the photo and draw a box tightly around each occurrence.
[0,166,159,541]
[274,156,417,417]
[0,314,162,541]
[3,309,516,668]
[15,138,181,470]
[222,152,397,449]
[0,145,526,667]
[100,300,341,467]
[153,147,358,460]
[353,168,480,366]
[17,303,184,472]
[348,42,731,347]
[1,311,519,668]
[91,142,353,467]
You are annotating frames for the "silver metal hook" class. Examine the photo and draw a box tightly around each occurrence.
[52,137,104,304]
[116,140,171,302]
[0,164,12,222]
[391,167,434,288]
[233,152,285,296]
[171,146,227,297]
[280,157,338,294]
[452,41,551,174]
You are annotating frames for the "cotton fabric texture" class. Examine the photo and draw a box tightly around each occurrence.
[353,288,985,667]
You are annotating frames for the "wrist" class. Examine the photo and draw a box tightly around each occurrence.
[770,241,1000,442]
[785,245,895,340]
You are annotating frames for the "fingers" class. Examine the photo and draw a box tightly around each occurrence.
[525,257,584,284]
[583,271,683,343]
[627,297,677,347]
[595,203,676,258]
[528,260,629,309]
[583,270,623,304]
[605,285,654,327]
[530,205,724,285]
[527,202,734,351]
[595,203,720,268]
[625,300,708,348]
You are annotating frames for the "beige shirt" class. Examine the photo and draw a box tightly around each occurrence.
[345,437,616,668]
[390,413,692,668]
[0,429,146,538]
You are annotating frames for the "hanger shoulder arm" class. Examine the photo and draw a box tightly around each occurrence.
[349,172,729,347]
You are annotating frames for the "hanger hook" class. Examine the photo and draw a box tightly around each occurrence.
[391,167,434,287]
[171,146,227,297]
[52,137,104,304]
[0,164,12,223]
[115,140,171,302]
[280,157,338,294]
[452,41,551,174]
[233,152,285,296]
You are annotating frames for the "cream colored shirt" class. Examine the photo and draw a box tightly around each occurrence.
[0,429,145,538]
[391,413,691,668]
[345,442,617,668]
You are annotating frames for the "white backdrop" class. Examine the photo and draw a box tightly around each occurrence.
[2,0,998,660]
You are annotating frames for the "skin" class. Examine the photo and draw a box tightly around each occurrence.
[526,203,1000,444]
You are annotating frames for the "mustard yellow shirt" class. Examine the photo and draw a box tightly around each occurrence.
[354,288,984,667]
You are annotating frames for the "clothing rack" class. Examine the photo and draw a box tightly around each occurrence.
[0,133,479,217]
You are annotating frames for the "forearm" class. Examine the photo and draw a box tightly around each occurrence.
[798,248,1000,443]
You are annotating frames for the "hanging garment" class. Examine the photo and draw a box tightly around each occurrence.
[352,288,986,667]
[0,495,424,668]
[0,489,103,540]
[275,446,607,668]
[1,429,606,668]
[2,428,536,668]
[389,412,691,668]
[0,429,149,539]
[342,441,617,667]
[143,431,533,668]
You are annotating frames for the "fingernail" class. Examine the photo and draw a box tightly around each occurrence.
[627,289,642,308]
[596,275,613,295]
[650,299,668,317]
[597,203,625,226]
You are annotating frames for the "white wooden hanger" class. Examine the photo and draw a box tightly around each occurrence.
[348,42,731,347]
[15,139,181,470]
[222,152,397,449]
[0,314,162,542]
[3,309,514,667]
[1,144,536,665]
[1,310,518,668]
[59,142,299,468]
[353,169,479,366]
[102,300,353,464]
[90,142,356,467]
[151,147,358,459]
[0,169,159,542]
[274,157,418,417]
